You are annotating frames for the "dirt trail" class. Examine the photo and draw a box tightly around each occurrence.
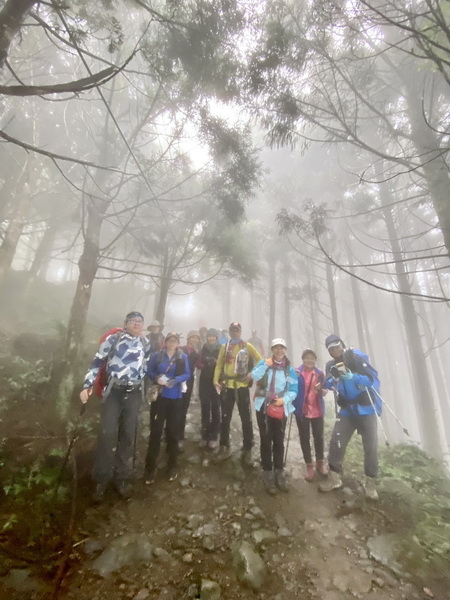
[59,399,435,600]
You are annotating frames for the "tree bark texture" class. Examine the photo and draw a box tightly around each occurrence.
[0,0,38,68]
[378,171,444,459]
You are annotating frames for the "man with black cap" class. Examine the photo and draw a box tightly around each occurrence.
[213,322,262,465]
[319,334,381,500]
[80,311,149,501]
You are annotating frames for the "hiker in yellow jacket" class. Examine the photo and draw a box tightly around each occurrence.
[213,322,262,465]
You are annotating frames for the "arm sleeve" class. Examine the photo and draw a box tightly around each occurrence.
[213,344,226,384]
[251,359,268,382]
[82,334,117,388]
[282,367,299,414]
[352,373,373,388]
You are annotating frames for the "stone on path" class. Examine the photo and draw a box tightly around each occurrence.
[200,579,221,600]
[91,533,153,577]
[232,541,267,590]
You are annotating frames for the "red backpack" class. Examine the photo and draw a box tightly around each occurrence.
[92,328,123,398]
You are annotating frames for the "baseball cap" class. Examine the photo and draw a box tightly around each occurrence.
[271,338,287,349]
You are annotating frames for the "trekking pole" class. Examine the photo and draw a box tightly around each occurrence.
[364,387,389,447]
[57,403,87,485]
[370,386,410,437]
[283,413,293,467]
[331,386,341,449]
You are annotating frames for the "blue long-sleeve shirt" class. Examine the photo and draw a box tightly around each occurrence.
[146,349,190,399]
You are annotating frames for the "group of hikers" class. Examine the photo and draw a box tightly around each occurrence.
[80,312,382,503]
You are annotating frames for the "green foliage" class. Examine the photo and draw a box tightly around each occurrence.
[346,441,450,569]
[5,357,50,396]
[1,459,69,543]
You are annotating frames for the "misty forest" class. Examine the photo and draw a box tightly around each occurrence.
[1,1,450,599]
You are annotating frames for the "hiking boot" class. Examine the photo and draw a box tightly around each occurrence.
[208,439,219,451]
[305,463,315,482]
[92,481,108,503]
[262,470,277,495]
[144,469,156,485]
[115,480,133,499]
[316,459,328,476]
[363,476,378,501]
[241,449,254,468]
[167,467,178,482]
[213,445,231,462]
[274,469,289,493]
[318,470,343,493]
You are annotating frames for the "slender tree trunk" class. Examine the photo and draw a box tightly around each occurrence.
[28,224,57,280]
[378,168,444,459]
[0,161,30,285]
[267,257,276,348]
[325,261,340,334]
[155,274,171,326]
[306,260,320,355]
[283,266,293,354]
[51,203,103,418]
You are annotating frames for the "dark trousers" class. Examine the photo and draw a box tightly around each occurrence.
[219,386,253,451]
[93,387,141,484]
[178,390,192,441]
[199,379,221,441]
[296,416,324,463]
[328,413,378,478]
[145,396,182,473]
[256,409,286,471]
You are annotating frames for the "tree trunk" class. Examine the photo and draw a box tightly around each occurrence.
[0,0,37,68]
[306,260,320,356]
[378,168,444,459]
[283,265,293,354]
[267,257,276,348]
[155,274,171,326]
[0,160,31,286]
[403,75,450,258]
[28,224,56,280]
[51,204,103,418]
[325,260,340,334]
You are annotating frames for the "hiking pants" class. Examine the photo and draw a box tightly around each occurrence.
[93,386,141,484]
[328,413,378,478]
[219,386,253,451]
[145,396,182,473]
[199,379,221,441]
[256,409,286,471]
[296,416,324,464]
[178,387,193,441]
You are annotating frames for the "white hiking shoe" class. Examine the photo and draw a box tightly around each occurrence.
[363,476,379,500]
[318,470,343,493]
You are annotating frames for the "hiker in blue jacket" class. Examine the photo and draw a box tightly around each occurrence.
[144,332,190,483]
[319,335,381,500]
[252,338,298,495]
